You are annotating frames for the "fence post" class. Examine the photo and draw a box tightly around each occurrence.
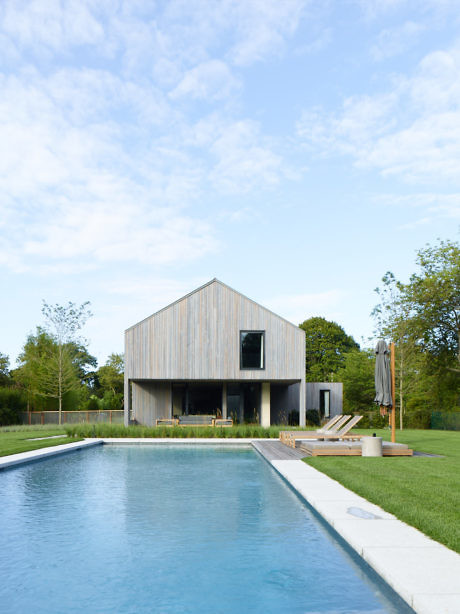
[110,410,112,423]
[28,411,31,425]
[86,411,89,423]
[41,412,44,425]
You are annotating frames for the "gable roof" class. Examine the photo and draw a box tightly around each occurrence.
[125,278,302,332]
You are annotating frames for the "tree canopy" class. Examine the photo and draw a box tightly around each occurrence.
[299,316,359,382]
[373,238,460,416]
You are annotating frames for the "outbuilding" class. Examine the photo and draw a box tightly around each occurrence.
[124,279,306,427]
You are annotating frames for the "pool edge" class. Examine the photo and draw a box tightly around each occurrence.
[2,437,459,614]
[252,443,460,614]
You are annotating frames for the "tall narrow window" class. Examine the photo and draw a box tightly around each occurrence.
[240,331,265,369]
[319,389,331,418]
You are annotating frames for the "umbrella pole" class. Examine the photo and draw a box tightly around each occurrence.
[390,341,396,443]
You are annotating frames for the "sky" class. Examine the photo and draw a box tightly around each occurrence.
[1,0,460,368]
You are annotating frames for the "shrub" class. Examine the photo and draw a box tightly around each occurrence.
[64,423,285,439]
[305,409,320,426]
[404,409,432,429]
[0,406,22,426]
[0,388,27,426]
[85,395,101,411]
[357,411,387,429]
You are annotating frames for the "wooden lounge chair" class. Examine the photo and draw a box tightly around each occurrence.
[280,414,351,445]
[155,418,179,426]
[285,415,363,448]
[214,418,233,427]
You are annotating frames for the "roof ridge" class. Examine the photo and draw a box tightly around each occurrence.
[125,278,302,332]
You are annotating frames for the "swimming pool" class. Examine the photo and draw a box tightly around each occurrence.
[0,445,413,613]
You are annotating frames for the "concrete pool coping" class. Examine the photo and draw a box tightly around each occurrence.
[1,438,459,614]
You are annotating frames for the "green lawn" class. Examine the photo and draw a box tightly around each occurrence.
[0,425,82,457]
[304,429,460,553]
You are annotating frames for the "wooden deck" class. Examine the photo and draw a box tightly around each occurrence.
[252,440,305,461]
[297,440,413,457]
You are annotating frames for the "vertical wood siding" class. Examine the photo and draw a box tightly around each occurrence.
[306,382,343,417]
[132,381,171,426]
[125,280,305,382]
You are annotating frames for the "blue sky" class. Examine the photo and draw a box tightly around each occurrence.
[1,0,459,367]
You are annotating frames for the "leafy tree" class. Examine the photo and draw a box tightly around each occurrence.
[0,353,10,386]
[336,349,375,413]
[401,239,459,373]
[15,329,56,411]
[97,353,124,396]
[96,353,124,410]
[373,272,417,428]
[373,238,460,416]
[299,317,359,381]
[16,302,93,422]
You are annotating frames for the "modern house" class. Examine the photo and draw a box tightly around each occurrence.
[124,279,306,427]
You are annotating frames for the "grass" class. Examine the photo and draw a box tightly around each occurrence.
[64,422,288,439]
[0,424,82,457]
[304,428,460,553]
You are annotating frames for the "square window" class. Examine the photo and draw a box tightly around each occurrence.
[240,331,265,369]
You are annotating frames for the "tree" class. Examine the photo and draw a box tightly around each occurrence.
[97,353,124,396]
[15,329,56,411]
[401,239,459,373]
[28,301,93,423]
[372,238,460,416]
[97,353,124,409]
[336,349,375,414]
[372,272,416,428]
[299,317,359,382]
[0,353,10,386]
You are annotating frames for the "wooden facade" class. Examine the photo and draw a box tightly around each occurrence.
[124,279,306,426]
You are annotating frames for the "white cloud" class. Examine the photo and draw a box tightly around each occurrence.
[169,60,240,101]
[371,21,425,61]
[0,66,218,273]
[374,192,460,225]
[297,43,460,184]
[0,0,105,52]
[227,0,307,66]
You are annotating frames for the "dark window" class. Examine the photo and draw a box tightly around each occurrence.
[240,331,265,369]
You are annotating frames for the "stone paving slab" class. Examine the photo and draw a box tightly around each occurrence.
[266,457,460,614]
[312,497,396,522]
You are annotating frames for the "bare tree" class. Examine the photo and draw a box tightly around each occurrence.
[41,301,92,424]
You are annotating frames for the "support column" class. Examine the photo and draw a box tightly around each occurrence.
[222,383,227,419]
[124,377,130,426]
[261,382,271,427]
[299,379,306,426]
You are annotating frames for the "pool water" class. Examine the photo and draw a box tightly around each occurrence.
[0,446,413,613]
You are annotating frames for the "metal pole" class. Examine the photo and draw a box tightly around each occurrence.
[390,341,396,443]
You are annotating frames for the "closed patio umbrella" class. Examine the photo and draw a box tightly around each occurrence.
[374,339,392,410]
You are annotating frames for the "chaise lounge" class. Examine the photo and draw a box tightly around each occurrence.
[280,414,351,445]
[283,415,363,448]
